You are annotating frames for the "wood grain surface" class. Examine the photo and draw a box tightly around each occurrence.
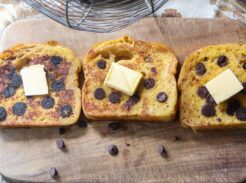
[0,18,246,183]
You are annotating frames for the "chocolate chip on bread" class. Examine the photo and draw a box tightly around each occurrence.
[82,36,178,121]
[0,42,81,127]
[178,44,246,129]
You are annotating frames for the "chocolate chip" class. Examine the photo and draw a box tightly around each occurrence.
[197,86,209,99]
[49,167,58,177]
[243,63,246,70]
[226,99,240,115]
[143,78,155,89]
[56,139,65,149]
[107,122,120,130]
[216,118,222,122]
[201,104,215,117]
[144,56,152,62]
[10,74,22,88]
[60,104,72,118]
[12,102,27,116]
[157,144,167,155]
[151,67,157,74]
[235,107,246,121]
[217,56,228,67]
[174,136,181,141]
[4,86,15,98]
[109,92,121,104]
[41,96,54,109]
[94,88,105,100]
[8,70,17,80]
[124,94,140,110]
[156,92,168,103]
[52,80,65,92]
[242,82,246,95]
[206,95,216,105]
[51,56,62,65]
[0,107,7,122]
[97,59,106,69]
[58,128,66,135]
[108,145,118,155]
[195,63,206,75]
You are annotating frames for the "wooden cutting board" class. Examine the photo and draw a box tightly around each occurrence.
[0,18,246,183]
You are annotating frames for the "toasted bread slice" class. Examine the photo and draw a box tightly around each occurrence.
[82,36,178,121]
[178,44,246,129]
[0,42,81,127]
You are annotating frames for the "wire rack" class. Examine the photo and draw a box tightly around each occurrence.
[24,0,168,33]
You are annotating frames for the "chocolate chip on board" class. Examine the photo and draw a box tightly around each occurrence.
[242,82,246,95]
[217,56,228,67]
[0,107,7,122]
[60,104,72,118]
[97,59,106,69]
[226,99,240,115]
[12,102,27,116]
[108,144,118,155]
[157,144,167,156]
[49,167,58,177]
[56,138,65,149]
[107,122,120,131]
[4,86,15,98]
[51,80,65,92]
[195,63,206,75]
[94,88,105,100]
[235,107,246,121]
[197,86,209,99]
[109,92,121,104]
[41,96,55,109]
[143,78,155,89]
[201,104,216,117]
[51,56,62,65]
[156,92,168,103]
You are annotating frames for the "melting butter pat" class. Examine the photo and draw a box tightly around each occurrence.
[104,62,142,96]
[205,69,243,104]
[20,65,48,96]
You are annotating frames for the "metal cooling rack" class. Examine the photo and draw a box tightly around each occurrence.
[24,0,168,33]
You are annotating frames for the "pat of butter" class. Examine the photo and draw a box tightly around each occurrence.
[104,62,142,96]
[20,65,48,96]
[205,69,243,104]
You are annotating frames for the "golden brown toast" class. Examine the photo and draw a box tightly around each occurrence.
[82,36,178,122]
[0,42,81,127]
[178,44,246,129]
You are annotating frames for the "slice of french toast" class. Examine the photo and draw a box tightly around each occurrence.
[82,36,178,122]
[178,44,246,129]
[0,41,81,127]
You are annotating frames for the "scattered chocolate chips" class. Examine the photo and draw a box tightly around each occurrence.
[60,104,72,118]
[41,96,55,109]
[157,144,167,156]
[51,80,65,92]
[226,99,240,115]
[108,145,118,155]
[156,92,168,103]
[56,139,65,149]
[201,104,215,117]
[12,102,27,116]
[94,88,105,100]
[58,127,66,135]
[97,59,106,69]
[10,74,22,88]
[49,167,58,177]
[151,67,157,74]
[206,95,216,105]
[144,56,152,62]
[0,107,7,122]
[143,78,155,89]
[195,63,206,75]
[109,92,121,104]
[51,56,62,65]
[235,107,246,121]
[124,94,140,110]
[197,86,209,99]
[242,82,246,95]
[107,122,120,131]
[243,63,246,70]
[3,86,15,98]
[217,56,228,67]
